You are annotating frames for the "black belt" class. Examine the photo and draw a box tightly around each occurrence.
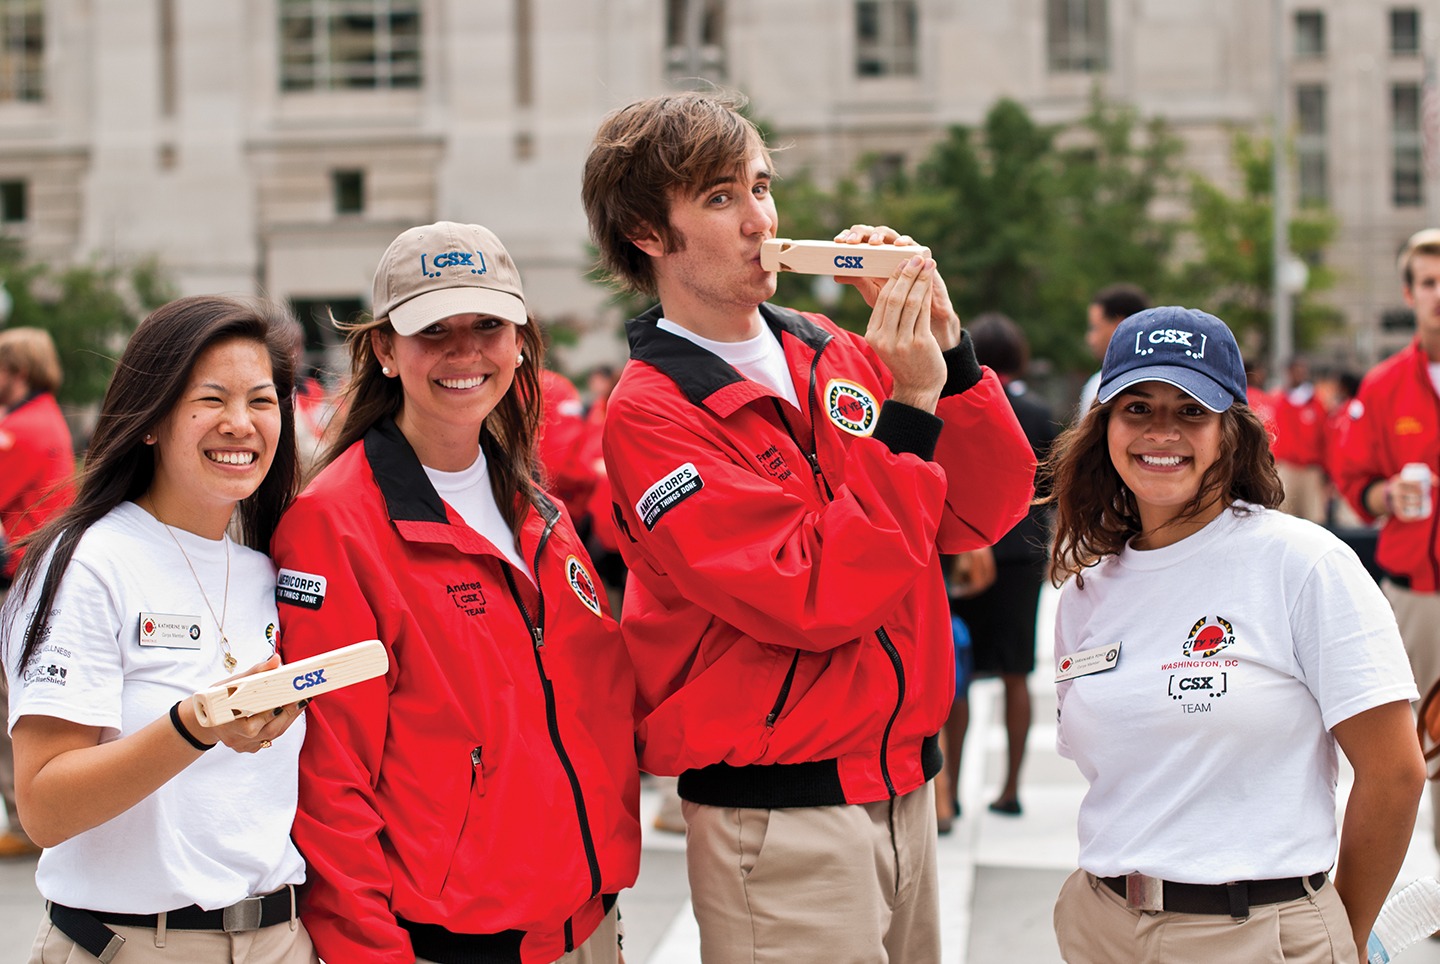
[1099,872,1326,918]
[401,894,617,964]
[49,886,295,962]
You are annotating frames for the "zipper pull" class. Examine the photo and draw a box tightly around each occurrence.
[470,746,482,767]
[531,626,545,650]
[806,452,822,476]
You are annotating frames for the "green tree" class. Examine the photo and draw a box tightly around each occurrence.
[0,240,175,407]
[816,95,1185,366]
[1175,132,1338,353]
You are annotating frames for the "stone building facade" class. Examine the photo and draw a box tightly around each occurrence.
[0,0,1433,368]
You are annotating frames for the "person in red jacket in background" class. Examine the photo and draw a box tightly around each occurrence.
[1271,355,1330,523]
[0,327,73,859]
[0,328,74,585]
[272,221,640,964]
[1244,357,1278,445]
[582,91,1034,963]
[537,366,599,530]
[1335,227,1440,869]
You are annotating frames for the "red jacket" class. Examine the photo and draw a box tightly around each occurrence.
[604,305,1035,806]
[271,420,641,964]
[537,370,599,523]
[1270,386,1328,467]
[0,392,74,579]
[1335,339,1440,591]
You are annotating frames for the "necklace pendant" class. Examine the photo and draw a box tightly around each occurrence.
[223,653,237,672]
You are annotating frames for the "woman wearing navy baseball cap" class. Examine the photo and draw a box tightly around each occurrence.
[1046,306,1423,962]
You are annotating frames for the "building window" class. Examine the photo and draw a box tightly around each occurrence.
[665,0,726,83]
[855,1,918,78]
[0,0,42,103]
[0,180,26,223]
[1294,10,1324,58]
[1393,83,1424,207]
[1391,8,1420,56]
[1047,0,1108,73]
[332,170,364,215]
[279,0,421,92]
[1296,85,1327,207]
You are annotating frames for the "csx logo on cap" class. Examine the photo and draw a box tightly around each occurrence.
[1133,328,1207,358]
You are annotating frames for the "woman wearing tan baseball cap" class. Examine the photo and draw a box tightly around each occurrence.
[272,222,641,964]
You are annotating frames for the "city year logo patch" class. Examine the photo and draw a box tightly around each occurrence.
[566,555,603,617]
[1182,615,1236,659]
[824,378,877,437]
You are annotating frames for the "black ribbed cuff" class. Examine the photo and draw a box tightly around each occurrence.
[941,330,983,398]
[874,401,943,461]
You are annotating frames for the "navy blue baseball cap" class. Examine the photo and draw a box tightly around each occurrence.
[1096,306,1247,413]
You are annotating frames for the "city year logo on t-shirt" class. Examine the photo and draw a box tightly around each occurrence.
[1182,614,1235,659]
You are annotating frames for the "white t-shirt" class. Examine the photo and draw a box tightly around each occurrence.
[5,501,306,912]
[423,449,533,584]
[1054,504,1416,884]
[657,317,802,409]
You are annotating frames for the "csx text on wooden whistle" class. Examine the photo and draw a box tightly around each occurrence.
[760,239,931,278]
[192,639,388,726]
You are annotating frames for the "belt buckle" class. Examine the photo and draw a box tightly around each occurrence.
[1125,872,1164,912]
[222,896,264,932]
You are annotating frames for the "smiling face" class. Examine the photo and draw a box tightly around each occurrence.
[146,337,281,537]
[1107,380,1227,547]
[637,152,779,340]
[371,312,523,470]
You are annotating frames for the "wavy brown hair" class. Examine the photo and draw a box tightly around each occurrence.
[1045,397,1283,586]
[319,313,546,534]
[581,89,774,297]
[3,296,300,671]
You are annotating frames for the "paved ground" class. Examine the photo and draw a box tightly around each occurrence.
[5,585,1440,962]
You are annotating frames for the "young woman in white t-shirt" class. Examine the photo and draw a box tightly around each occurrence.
[1046,306,1424,964]
[1,296,316,963]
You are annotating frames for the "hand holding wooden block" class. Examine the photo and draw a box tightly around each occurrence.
[760,238,931,278]
[192,639,388,726]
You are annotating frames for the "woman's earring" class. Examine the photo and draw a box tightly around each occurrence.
[517,353,525,365]
[143,434,154,444]
[381,366,391,376]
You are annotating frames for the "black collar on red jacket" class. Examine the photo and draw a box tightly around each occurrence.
[625,302,834,407]
[361,416,559,528]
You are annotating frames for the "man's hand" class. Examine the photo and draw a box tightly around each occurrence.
[834,224,962,351]
[866,254,945,414]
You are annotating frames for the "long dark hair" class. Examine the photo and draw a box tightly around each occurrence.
[1045,397,1283,586]
[320,313,546,533]
[3,296,300,671]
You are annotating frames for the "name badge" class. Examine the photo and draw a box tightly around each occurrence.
[138,612,203,650]
[1055,642,1121,682]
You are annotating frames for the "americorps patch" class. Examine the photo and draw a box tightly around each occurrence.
[635,462,704,531]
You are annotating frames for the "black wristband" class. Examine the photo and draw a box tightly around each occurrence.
[169,700,215,752]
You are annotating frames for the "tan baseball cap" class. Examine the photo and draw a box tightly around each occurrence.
[372,221,528,335]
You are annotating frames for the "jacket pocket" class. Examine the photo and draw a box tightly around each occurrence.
[434,745,486,897]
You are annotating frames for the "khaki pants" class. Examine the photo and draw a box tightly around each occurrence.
[417,905,619,964]
[1053,869,1356,963]
[1278,462,1329,525]
[1385,579,1440,857]
[28,913,317,963]
[683,782,940,964]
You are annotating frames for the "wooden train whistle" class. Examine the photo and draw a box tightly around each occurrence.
[760,238,931,278]
[192,639,388,726]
